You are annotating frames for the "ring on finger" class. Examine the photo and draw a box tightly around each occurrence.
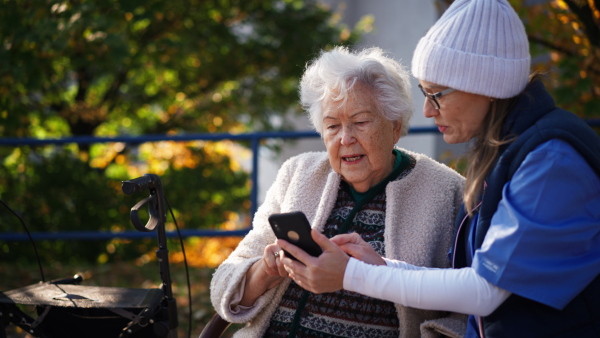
[274,251,279,258]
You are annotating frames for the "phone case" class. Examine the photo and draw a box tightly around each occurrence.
[268,211,323,260]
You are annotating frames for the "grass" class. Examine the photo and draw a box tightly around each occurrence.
[1,260,243,337]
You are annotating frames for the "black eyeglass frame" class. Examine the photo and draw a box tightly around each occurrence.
[418,84,456,110]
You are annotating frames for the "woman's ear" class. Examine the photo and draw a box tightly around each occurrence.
[393,121,403,142]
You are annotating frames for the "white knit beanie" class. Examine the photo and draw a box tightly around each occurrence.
[411,0,531,99]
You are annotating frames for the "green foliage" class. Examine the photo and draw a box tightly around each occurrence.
[0,0,363,265]
[0,0,360,137]
[1,148,120,264]
[510,0,600,121]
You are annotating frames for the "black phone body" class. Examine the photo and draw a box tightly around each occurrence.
[268,211,323,261]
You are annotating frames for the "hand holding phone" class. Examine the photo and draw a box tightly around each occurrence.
[268,211,323,261]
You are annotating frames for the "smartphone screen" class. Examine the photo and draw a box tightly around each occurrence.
[268,211,323,261]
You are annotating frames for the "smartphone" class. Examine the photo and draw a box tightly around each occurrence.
[268,211,323,261]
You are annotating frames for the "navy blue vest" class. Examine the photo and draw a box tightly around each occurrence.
[452,80,600,337]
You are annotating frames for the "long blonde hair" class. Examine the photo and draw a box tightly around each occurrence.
[463,74,541,214]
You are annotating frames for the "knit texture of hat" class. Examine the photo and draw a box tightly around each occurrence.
[411,0,531,99]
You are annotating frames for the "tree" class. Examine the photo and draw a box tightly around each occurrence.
[514,0,600,120]
[0,0,368,266]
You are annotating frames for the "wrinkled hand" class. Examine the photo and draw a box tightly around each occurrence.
[240,241,290,306]
[278,230,349,294]
[260,242,289,289]
[330,233,385,266]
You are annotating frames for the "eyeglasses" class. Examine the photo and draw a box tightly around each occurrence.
[418,84,455,110]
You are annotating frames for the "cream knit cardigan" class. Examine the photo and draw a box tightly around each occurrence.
[210,149,467,338]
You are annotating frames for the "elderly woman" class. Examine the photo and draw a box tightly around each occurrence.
[279,1,600,338]
[210,46,466,337]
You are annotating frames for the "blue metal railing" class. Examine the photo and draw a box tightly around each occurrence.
[0,130,326,225]
[0,127,436,241]
[1,120,598,242]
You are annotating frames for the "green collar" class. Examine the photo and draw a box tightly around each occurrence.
[348,149,410,203]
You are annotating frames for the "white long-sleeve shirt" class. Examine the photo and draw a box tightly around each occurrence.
[344,257,511,317]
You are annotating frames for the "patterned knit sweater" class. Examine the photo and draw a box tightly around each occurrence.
[210,149,467,338]
[265,153,413,337]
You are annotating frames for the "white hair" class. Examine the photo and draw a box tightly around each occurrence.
[299,46,413,136]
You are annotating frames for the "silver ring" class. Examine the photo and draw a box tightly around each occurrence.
[274,251,279,258]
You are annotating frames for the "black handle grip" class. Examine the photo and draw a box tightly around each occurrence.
[130,195,160,232]
[122,174,156,195]
[50,274,83,285]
